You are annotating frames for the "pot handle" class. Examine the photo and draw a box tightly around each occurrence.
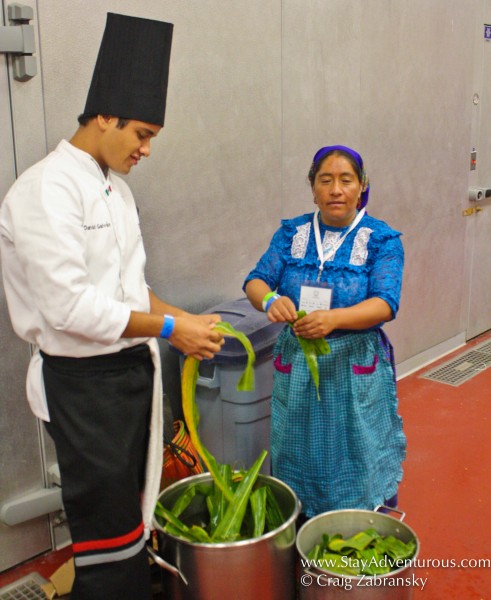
[374,505,405,521]
[147,545,189,586]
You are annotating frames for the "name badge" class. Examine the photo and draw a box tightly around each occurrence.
[299,284,332,313]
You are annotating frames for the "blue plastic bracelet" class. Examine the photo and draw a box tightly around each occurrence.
[160,314,175,339]
[264,294,280,312]
[261,291,277,311]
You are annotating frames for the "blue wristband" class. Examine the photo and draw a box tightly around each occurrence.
[160,315,175,339]
[264,294,280,312]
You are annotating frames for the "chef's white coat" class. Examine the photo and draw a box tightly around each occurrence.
[0,139,163,535]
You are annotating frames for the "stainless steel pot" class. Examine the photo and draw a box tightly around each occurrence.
[296,507,420,599]
[150,472,301,600]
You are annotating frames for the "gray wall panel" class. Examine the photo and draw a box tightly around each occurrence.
[282,0,475,364]
[281,0,363,219]
[37,0,282,411]
[359,0,474,361]
[3,0,484,412]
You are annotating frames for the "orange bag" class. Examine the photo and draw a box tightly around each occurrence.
[160,420,203,490]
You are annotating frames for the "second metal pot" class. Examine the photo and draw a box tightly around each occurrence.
[296,507,420,600]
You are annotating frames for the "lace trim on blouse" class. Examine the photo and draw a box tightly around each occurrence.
[291,220,373,266]
[291,222,311,259]
[350,227,373,266]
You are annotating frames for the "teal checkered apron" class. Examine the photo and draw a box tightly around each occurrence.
[271,327,406,517]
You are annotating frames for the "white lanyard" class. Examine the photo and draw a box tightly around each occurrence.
[313,207,365,281]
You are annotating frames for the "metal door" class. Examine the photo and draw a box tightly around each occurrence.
[0,0,69,572]
[466,1,491,340]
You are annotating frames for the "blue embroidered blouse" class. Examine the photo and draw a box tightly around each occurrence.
[244,211,404,325]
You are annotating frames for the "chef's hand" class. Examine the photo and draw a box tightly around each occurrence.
[170,313,224,360]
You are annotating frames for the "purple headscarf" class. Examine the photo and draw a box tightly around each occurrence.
[310,145,370,209]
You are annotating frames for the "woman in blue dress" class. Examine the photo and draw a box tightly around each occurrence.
[244,145,406,518]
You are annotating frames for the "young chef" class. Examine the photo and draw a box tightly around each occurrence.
[0,13,223,600]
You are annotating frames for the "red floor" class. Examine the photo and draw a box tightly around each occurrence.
[0,543,73,590]
[397,330,491,599]
[1,332,491,598]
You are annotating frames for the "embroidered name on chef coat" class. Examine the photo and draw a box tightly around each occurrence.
[83,222,112,231]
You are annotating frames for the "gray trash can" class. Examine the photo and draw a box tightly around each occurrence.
[178,297,284,474]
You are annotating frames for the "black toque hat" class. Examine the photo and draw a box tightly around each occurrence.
[83,13,173,126]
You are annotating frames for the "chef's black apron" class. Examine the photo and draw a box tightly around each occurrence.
[42,344,154,600]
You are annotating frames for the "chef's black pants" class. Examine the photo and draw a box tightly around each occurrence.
[42,344,154,600]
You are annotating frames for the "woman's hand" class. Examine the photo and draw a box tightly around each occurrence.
[245,279,297,323]
[292,299,393,339]
[267,295,298,323]
[292,310,337,339]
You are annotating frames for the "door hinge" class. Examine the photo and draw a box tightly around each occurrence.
[0,3,37,81]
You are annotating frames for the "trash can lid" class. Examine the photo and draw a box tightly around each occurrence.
[201,297,284,364]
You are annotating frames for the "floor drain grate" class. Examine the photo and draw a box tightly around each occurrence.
[0,573,48,600]
[420,340,491,386]
[471,340,491,356]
